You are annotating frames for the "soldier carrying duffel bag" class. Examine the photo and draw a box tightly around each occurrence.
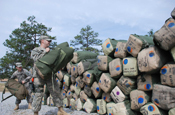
[1,62,33,110]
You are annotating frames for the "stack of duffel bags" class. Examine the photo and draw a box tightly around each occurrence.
[46,8,175,115]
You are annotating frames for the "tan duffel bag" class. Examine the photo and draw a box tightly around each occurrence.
[112,100,135,115]
[83,70,95,86]
[109,58,123,78]
[96,99,107,114]
[63,73,71,87]
[62,90,67,98]
[130,89,151,111]
[63,98,69,108]
[74,83,81,96]
[117,75,137,95]
[84,85,93,97]
[138,46,169,74]
[72,93,78,101]
[169,107,175,115]
[123,57,138,77]
[91,82,103,98]
[71,76,76,84]
[56,70,66,81]
[62,84,68,92]
[70,84,75,92]
[69,98,76,110]
[66,62,72,74]
[140,102,166,115]
[153,18,175,51]
[66,90,73,99]
[71,64,78,78]
[126,34,154,57]
[106,102,116,115]
[97,55,113,71]
[75,98,84,111]
[152,84,175,110]
[114,41,128,58]
[110,86,128,103]
[160,63,175,86]
[98,73,116,93]
[102,92,112,102]
[80,90,88,103]
[137,73,160,91]
[75,76,85,88]
[83,98,97,113]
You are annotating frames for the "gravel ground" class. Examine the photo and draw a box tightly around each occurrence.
[0,92,99,115]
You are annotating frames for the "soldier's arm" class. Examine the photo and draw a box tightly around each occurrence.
[23,69,33,83]
[10,72,17,79]
[31,47,47,62]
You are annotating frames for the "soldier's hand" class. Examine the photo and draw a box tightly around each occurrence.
[22,81,25,84]
[45,48,50,52]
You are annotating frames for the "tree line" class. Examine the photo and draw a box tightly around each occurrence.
[0,16,154,79]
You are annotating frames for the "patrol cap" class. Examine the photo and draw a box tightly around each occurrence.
[39,35,52,42]
[16,62,22,67]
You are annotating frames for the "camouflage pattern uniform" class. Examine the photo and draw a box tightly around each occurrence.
[31,47,63,112]
[11,69,33,104]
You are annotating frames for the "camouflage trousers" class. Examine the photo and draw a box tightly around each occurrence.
[15,87,32,104]
[32,75,63,112]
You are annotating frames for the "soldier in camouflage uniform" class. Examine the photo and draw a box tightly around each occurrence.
[31,35,70,115]
[11,62,33,110]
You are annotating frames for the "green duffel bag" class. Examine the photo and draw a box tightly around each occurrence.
[153,18,175,51]
[71,51,98,64]
[2,79,29,102]
[126,34,154,57]
[35,42,74,79]
[171,8,175,19]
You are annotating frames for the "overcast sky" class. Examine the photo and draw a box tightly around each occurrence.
[0,0,175,58]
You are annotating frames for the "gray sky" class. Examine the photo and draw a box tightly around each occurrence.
[0,0,174,58]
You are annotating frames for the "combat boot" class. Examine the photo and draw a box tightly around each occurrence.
[14,104,19,110]
[57,106,70,115]
[34,112,38,115]
[28,103,32,109]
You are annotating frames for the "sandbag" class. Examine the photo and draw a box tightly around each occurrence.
[101,38,118,57]
[114,41,128,58]
[83,99,97,113]
[75,76,85,88]
[69,98,76,110]
[98,73,116,93]
[130,89,151,111]
[96,99,107,114]
[110,86,128,103]
[106,102,115,115]
[152,84,175,110]
[102,92,112,102]
[137,74,160,91]
[117,75,137,95]
[84,85,93,97]
[3,79,28,100]
[140,102,165,115]
[80,91,88,103]
[138,46,169,74]
[35,42,74,79]
[153,18,175,51]
[63,74,71,87]
[160,62,175,86]
[91,81,103,98]
[112,100,135,115]
[56,70,66,81]
[123,57,138,77]
[66,62,72,74]
[75,98,84,111]
[71,51,98,64]
[77,58,98,75]
[126,34,154,57]
[109,58,123,78]
[97,55,113,71]
[171,8,175,19]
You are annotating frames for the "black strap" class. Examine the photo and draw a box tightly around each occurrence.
[1,94,13,102]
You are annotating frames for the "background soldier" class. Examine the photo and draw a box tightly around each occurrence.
[11,62,33,110]
[31,35,70,115]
